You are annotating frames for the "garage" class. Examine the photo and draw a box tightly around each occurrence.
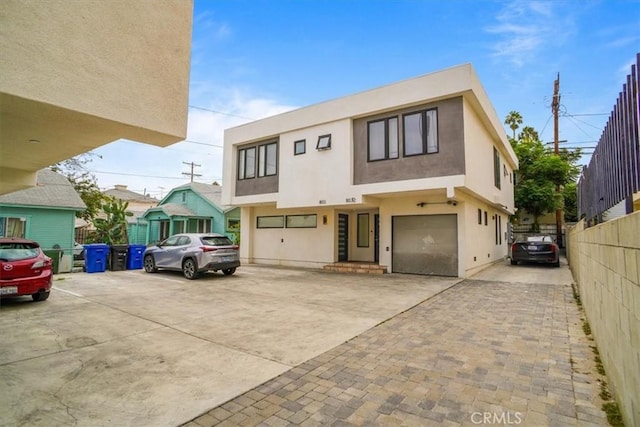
[392,214,458,276]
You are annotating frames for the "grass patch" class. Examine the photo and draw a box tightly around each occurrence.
[602,402,624,426]
[583,319,592,336]
[599,379,612,400]
[571,282,582,306]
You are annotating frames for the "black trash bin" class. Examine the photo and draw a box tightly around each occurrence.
[109,244,128,271]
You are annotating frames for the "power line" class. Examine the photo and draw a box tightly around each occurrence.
[188,104,255,121]
[182,161,202,182]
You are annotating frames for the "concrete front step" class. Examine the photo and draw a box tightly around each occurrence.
[323,262,387,275]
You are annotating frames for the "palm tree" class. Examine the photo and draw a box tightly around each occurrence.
[504,111,523,139]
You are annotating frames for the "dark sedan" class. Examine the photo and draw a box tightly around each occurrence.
[510,235,560,267]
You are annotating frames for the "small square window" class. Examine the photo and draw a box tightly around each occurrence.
[316,134,331,150]
[294,140,306,155]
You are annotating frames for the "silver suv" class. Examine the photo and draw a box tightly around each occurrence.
[143,233,240,279]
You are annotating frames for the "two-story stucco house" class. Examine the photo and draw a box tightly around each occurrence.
[222,64,518,277]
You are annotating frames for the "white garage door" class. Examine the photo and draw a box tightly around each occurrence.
[392,214,458,276]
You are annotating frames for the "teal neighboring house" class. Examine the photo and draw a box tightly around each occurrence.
[0,169,85,273]
[141,182,240,244]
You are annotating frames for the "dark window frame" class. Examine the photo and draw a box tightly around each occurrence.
[316,134,332,150]
[238,146,257,180]
[294,139,306,155]
[258,141,278,177]
[493,147,501,189]
[402,108,439,157]
[285,214,317,228]
[477,209,482,225]
[367,117,399,162]
[257,216,285,229]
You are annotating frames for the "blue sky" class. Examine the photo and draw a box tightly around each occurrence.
[92,0,639,198]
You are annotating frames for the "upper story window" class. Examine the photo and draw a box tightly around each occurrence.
[493,147,501,189]
[238,146,256,180]
[368,117,399,161]
[294,140,306,155]
[317,134,331,150]
[258,142,277,177]
[403,108,438,156]
[238,141,278,180]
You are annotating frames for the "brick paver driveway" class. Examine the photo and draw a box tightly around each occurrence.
[185,260,608,426]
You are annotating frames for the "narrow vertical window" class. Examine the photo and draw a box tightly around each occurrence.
[478,209,482,224]
[357,213,369,247]
[493,147,501,189]
[238,147,256,180]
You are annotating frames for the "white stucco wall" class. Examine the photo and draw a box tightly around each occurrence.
[277,120,354,208]
[463,98,516,213]
[241,206,335,268]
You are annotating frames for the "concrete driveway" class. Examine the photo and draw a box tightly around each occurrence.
[0,265,459,426]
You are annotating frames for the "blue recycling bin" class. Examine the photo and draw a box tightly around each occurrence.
[127,244,146,270]
[84,244,109,273]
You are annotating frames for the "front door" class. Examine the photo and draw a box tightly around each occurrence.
[338,214,348,262]
[374,214,380,263]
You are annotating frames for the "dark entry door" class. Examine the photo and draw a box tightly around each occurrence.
[374,214,380,263]
[338,214,348,262]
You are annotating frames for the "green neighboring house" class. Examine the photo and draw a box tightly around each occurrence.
[0,169,86,273]
[141,182,239,244]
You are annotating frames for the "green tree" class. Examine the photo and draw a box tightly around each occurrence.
[508,115,582,231]
[51,153,106,222]
[90,198,133,244]
[563,182,579,222]
[504,111,523,140]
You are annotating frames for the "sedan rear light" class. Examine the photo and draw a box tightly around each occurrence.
[200,246,218,252]
[511,243,517,252]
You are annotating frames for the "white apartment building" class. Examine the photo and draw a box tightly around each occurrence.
[222,64,518,277]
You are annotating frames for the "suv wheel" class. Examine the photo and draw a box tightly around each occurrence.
[222,268,236,276]
[144,255,157,273]
[182,258,199,280]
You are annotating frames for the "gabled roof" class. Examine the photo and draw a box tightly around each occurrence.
[0,169,85,210]
[143,203,196,218]
[161,182,235,213]
[104,185,158,203]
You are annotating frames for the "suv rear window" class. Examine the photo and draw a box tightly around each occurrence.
[201,236,233,246]
[0,243,39,261]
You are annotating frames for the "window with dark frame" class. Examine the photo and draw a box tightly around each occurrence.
[257,216,284,228]
[403,108,438,156]
[316,134,331,150]
[294,139,306,155]
[493,147,501,189]
[258,142,277,177]
[286,214,317,228]
[238,146,256,180]
[477,209,482,225]
[368,117,399,161]
[357,213,370,247]
[484,211,488,226]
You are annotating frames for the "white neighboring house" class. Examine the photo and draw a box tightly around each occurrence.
[222,64,518,277]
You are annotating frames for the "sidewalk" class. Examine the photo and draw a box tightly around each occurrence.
[184,277,608,426]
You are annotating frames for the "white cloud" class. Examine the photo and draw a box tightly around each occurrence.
[485,0,575,67]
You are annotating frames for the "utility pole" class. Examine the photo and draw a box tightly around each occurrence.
[552,73,563,248]
[182,161,202,183]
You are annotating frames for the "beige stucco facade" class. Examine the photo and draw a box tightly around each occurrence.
[223,64,518,277]
[0,0,193,194]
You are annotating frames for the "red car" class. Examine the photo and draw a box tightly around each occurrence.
[0,238,53,301]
